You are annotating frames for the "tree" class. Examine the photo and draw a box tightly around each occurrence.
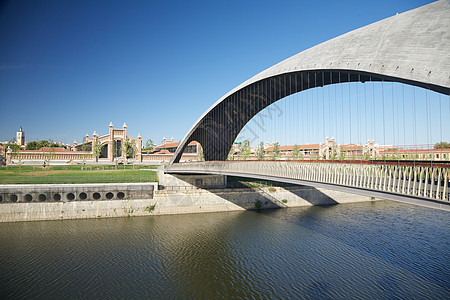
[26,139,62,150]
[339,149,346,160]
[435,142,450,149]
[78,137,92,152]
[122,138,136,160]
[25,141,40,150]
[239,140,251,160]
[272,142,281,160]
[292,145,302,160]
[3,143,21,152]
[198,144,204,161]
[43,147,56,168]
[92,141,102,163]
[144,139,154,152]
[227,146,234,160]
[256,142,265,160]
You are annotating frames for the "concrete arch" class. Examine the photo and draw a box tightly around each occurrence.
[169,0,450,166]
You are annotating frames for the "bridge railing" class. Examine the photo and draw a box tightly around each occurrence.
[168,161,450,202]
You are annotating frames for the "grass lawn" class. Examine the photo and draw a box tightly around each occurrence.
[0,165,158,184]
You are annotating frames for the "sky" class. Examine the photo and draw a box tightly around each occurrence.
[0,0,443,147]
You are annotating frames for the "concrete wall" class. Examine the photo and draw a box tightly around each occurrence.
[152,186,376,216]
[0,183,157,203]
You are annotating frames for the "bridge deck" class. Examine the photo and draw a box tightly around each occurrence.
[167,161,450,211]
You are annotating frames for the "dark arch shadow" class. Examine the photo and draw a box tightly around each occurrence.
[168,1,450,166]
[170,69,449,164]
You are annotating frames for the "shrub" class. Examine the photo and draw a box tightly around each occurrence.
[145,205,156,212]
[254,200,262,209]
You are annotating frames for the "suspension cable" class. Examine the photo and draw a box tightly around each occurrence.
[348,73,352,151]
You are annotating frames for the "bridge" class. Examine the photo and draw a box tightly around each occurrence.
[166,1,450,210]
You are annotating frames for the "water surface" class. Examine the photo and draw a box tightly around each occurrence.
[0,201,448,299]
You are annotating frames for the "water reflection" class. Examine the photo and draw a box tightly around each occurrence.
[0,201,448,299]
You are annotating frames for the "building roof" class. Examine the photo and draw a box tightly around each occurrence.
[340,144,363,151]
[156,141,198,149]
[153,149,172,155]
[265,144,321,152]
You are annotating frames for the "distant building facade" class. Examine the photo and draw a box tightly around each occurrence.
[154,137,199,154]
[231,138,450,161]
[75,122,142,162]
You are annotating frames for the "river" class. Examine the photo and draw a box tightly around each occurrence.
[0,200,449,299]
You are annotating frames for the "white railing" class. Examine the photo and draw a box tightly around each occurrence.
[168,161,450,202]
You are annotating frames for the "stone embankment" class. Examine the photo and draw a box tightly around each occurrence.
[0,180,376,222]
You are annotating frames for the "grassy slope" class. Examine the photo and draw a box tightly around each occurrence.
[0,165,158,184]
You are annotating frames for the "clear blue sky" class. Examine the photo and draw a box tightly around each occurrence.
[0,0,440,146]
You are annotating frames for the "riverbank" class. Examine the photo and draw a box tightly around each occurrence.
[0,184,377,222]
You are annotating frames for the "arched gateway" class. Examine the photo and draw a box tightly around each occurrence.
[75,122,142,162]
[168,0,450,167]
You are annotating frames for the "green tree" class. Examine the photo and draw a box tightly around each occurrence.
[339,149,346,160]
[256,142,265,160]
[25,141,40,150]
[78,137,92,152]
[435,142,450,149]
[123,138,136,159]
[227,146,234,160]
[239,140,251,160]
[4,143,21,152]
[272,142,281,160]
[26,139,62,150]
[292,145,302,160]
[198,144,204,161]
[43,147,56,168]
[144,139,154,152]
[92,141,102,163]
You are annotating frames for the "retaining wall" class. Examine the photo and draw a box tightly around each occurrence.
[0,184,377,222]
[0,183,157,204]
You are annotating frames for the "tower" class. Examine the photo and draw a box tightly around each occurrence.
[16,127,25,146]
